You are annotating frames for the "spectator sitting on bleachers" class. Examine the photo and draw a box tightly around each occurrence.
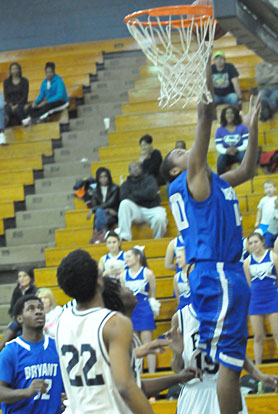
[4,62,29,126]
[212,50,242,107]
[215,105,249,175]
[23,62,69,125]
[87,167,120,244]
[8,268,37,318]
[36,288,62,338]
[264,196,278,248]
[118,162,167,241]
[255,180,277,234]
[0,92,6,145]
[139,134,164,185]
[255,60,278,121]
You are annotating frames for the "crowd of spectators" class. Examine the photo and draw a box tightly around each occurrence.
[0,61,68,143]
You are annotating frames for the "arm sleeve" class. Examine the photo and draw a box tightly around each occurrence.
[131,176,159,202]
[215,128,227,154]
[119,182,130,202]
[3,80,10,103]
[35,81,46,104]
[17,78,29,105]
[47,78,66,103]
[92,187,120,211]
[0,346,14,384]
[236,125,249,152]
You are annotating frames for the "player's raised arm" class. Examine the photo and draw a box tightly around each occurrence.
[187,55,215,201]
[103,313,154,414]
[220,95,260,187]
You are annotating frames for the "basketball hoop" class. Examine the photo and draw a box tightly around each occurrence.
[124,5,216,108]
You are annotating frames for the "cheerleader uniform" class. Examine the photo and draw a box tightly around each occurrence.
[103,251,126,271]
[176,270,191,310]
[123,267,156,331]
[248,250,278,315]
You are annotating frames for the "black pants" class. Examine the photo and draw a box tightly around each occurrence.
[5,104,27,126]
[28,100,67,119]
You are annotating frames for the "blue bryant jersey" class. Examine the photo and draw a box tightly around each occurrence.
[169,171,243,263]
[0,336,63,414]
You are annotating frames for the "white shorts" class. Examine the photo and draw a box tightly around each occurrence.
[177,378,248,414]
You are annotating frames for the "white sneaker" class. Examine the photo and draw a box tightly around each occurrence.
[22,116,31,126]
[0,132,7,145]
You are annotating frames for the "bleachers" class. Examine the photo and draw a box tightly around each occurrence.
[1,32,278,413]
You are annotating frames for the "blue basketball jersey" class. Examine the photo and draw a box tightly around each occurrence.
[0,336,63,414]
[169,171,243,263]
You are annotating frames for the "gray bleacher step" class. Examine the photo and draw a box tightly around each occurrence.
[54,146,99,163]
[77,102,123,119]
[6,226,58,247]
[25,192,74,211]
[0,284,16,305]
[62,130,108,148]
[84,91,128,104]
[16,208,67,228]
[97,66,140,81]
[0,244,47,271]
[0,304,11,325]
[90,79,134,92]
[43,161,92,178]
[35,176,81,194]
[69,117,115,132]
[104,55,146,68]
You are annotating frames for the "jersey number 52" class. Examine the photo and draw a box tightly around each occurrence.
[61,344,104,387]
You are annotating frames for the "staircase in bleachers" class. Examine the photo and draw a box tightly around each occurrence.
[0,34,278,412]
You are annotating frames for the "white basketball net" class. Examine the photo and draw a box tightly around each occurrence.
[126,14,216,108]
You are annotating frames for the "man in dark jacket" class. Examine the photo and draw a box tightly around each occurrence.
[118,162,167,241]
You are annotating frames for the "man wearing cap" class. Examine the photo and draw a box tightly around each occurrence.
[212,51,242,107]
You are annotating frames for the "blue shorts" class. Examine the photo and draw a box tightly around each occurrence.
[188,261,250,371]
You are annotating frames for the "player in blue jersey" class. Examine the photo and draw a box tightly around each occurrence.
[160,55,261,414]
[0,294,64,414]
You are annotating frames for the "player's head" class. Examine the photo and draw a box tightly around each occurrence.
[160,149,188,183]
[102,277,137,315]
[175,140,186,150]
[45,61,55,80]
[105,230,121,254]
[220,105,242,127]
[213,50,226,70]
[57,249,101,304]
[176,247,186,269]
[247,231,265,254]
[14,295,45,329]
[125,247,148,268]
[263,180,276,197]
[128,162,143,178]
[37,287,56,312]
[17,267,34,289]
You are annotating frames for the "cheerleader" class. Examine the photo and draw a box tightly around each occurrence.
[98,231,125,277]
[174,248,191,310]
[244,232,278,364]
[121,247,157,373]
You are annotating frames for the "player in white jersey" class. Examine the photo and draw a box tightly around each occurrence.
[168,303,278,414]
[56,249,154,414]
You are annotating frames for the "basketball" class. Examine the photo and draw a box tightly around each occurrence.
[192,0,227,40]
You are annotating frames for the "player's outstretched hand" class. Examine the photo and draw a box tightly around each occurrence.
[166,326,184,355]
[177,366,203,383]
[26,379,48,398]
[260,374,278,392]
[135,338,172,358]
[240,94,261,129]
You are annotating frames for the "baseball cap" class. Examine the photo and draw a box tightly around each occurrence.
[213,50,225,59]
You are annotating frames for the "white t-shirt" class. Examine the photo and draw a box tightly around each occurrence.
[258,196,276,225]
[101,186,108,202]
